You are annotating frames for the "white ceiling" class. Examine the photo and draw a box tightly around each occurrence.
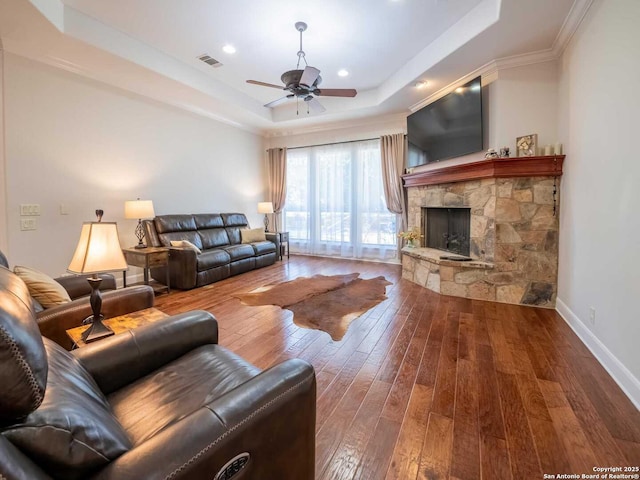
[60,0,484,97]
[0,0,578,135]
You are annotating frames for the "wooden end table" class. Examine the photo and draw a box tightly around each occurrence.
[266,231,289,261]
[122,247,170,294]
[66,307,169,348]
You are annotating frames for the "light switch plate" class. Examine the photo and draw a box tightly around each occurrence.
[20,218,37,231]
[20,204,41,216]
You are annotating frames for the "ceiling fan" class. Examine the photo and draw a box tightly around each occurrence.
[246,22,357,114]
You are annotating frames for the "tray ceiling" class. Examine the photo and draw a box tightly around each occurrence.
[0,0,578,134]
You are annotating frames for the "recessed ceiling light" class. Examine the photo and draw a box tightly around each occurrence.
[415,81,428,89]
[338,69,349,77]
[222,44,236,54]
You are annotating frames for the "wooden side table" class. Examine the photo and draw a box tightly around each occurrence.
[122,247,170,294]
[278,232,289,260]
[267,231,289,261]
[66,307,169,348]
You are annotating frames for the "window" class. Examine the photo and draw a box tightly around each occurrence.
[283,139,397,261]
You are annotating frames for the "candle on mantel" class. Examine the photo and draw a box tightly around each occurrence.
[544,144,553,156]
[554,142,563,155]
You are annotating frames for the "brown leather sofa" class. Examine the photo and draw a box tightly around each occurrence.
[143,213,278,290]
[0,266,316,479]
[0,251,154,350]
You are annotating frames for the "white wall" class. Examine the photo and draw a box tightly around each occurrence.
[3,53,265,276]
[491,61,559,154]
[557,0,640,405]
[0,48,8,253]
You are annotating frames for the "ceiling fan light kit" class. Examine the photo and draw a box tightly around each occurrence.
[247,21,357,114]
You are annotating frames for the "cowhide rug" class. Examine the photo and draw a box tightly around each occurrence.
[233,273,391,341]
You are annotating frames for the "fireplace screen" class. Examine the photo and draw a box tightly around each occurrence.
[425,207,471,256]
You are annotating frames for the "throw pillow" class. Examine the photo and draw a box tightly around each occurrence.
[170,240,202,254]
[1,339,132,479]
[13,265,71,309]
[241,228,266,244]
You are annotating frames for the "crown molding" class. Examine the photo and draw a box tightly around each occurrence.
[409,48,559,113]
[263,112,407,138]
[409,0,594,113]
[493,48,558,71]
[552,0,595,56]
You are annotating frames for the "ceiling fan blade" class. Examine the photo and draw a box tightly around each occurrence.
[247,80,284,90]
[299,66,320,87]
[264,96,291,108]
[307,97,326,114]
[315,88,357,97]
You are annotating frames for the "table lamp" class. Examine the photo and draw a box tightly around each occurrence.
[124,198,155,249]
[258,202,274,232]
[67,219,128,343]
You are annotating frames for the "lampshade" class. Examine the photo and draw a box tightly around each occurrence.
[124,200,155,219]
[68,222,128,274]
[257,202,274,214]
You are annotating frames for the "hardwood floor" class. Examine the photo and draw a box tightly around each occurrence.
[155,255,640,479]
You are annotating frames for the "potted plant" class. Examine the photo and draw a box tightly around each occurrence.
[398,227,423,248]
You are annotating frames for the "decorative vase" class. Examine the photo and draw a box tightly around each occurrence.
[407,239,417,248]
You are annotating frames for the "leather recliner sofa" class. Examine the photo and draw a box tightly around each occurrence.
[0,266,316,479]
[143,213,279,290]
[0,250,154,350]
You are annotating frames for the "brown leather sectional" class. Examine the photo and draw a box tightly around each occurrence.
[0,266,316,479]
[143,213,278,290]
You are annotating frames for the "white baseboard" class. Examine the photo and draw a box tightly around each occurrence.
[556,298,640,410]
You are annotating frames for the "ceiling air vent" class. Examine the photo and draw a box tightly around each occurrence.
[198,54,222,68]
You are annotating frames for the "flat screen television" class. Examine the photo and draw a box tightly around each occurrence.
[407,76,483,166]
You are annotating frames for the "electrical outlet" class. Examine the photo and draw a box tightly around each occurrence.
[20,218,37,231]
[589,307,596,326]
[60,204,69,215]
[19,204,41,216]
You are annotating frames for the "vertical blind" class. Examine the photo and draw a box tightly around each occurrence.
[283,139,397,261]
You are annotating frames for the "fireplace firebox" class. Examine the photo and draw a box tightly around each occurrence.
[424,207,471,256]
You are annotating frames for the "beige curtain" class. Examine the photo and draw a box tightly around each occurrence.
[380,134,407,237]
[266,147,287,232]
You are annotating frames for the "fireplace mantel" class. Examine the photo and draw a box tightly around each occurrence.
[403,155,564,187]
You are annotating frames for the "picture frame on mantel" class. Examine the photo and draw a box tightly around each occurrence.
[516,133,538,157]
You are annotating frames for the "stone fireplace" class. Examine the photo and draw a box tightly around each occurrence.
[401,156,564,307]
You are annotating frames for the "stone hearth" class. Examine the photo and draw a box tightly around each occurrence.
[402,159,562,307]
